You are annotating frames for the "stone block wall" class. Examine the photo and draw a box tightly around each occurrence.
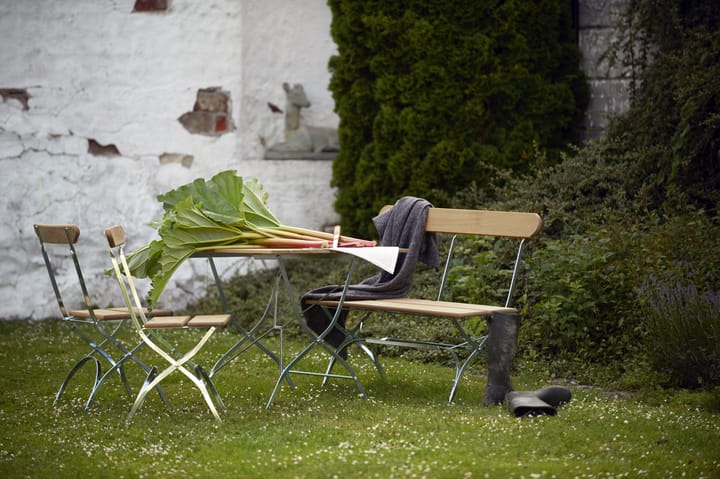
[578,0,631,139]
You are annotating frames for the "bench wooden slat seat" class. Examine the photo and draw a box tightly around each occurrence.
[67,308,141,321]
[68,307,174,321]
[312,297,517,318]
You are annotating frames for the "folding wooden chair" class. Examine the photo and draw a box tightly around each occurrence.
[104,225,232,423]
[33,223,172,408]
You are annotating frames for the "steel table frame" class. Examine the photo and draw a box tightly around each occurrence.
[194,247,398,407]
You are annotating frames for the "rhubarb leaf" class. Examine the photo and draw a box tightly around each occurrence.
[126,170,375,306]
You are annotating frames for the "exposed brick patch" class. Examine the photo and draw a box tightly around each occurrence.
[194,89,228,113]
[133,0,168,12]
[178,87,235,136]
[215,115,228,132]
[267,102,283,113]
[88,139,121,156]
[0,88,30,110]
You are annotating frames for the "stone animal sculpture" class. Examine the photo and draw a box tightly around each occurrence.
[268,82,338,153]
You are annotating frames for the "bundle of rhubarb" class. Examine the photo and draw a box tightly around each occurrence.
[125,170,375,305]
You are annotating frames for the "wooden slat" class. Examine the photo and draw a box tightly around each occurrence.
[425,208,542,238]
[34,224,81,244]
[104,225,125,248]
[144,315,192,329]
[187,314,232,328]
[108,307,174,317]
[311,297,516,318]
[69,308,132,320]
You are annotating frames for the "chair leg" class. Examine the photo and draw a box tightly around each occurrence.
[447,333,487,403]
[84,347,170,409]
[60,321,137,407]
[447,349,465,403]
[124,341,169,405]
[85,360,128,409]
[131,364,182,422]
[195,365,226,412]
[54,355,99,404]
[321,337,386,387]
[127,366,158,425]
[320,312,385,386]
[127,329,225,424]
[359,342,385,377]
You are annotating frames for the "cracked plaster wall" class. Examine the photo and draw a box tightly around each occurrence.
[1,0,629,320]
[0,0,340,319]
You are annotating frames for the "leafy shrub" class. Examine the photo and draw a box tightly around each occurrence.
[521,232,625,362]
[449,137,720,373]
[637,263,720,388]
[490,137,646,239]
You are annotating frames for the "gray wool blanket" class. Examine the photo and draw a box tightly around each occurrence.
[301,196,438,347]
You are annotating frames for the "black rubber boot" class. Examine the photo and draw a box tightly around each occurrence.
[506,386,572,417]
[506,391,556,417]
[533,385,572,407]
[482,312,520,406]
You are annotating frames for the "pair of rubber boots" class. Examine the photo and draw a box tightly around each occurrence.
[481,313,571,416]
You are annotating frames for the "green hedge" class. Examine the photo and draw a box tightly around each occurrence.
[327,0,588,237]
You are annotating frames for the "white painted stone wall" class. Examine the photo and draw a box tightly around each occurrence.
[1,0,631,321]
[0,0,341,319]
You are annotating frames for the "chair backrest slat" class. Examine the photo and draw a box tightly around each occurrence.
[34,223,98,319]
[105,225,126,249]
[34,224,81,244]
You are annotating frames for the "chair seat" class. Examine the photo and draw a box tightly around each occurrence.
[69,307,174,321]
[109,307,174,317]
[142,314,232,329]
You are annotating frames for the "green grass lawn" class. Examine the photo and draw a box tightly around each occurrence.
[1,319,718,478]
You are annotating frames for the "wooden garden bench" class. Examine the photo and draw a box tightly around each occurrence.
[309,206,542,403]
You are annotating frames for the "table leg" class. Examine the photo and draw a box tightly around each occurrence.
[266,255,368,407]
[206,257,289,381]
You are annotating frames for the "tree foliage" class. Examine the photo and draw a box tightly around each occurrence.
[327,0,588,236]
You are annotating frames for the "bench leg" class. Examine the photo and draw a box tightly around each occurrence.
[482,312,520,406]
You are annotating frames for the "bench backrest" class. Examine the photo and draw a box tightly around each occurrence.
[425,208,542,238]
[419,208,542,306]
